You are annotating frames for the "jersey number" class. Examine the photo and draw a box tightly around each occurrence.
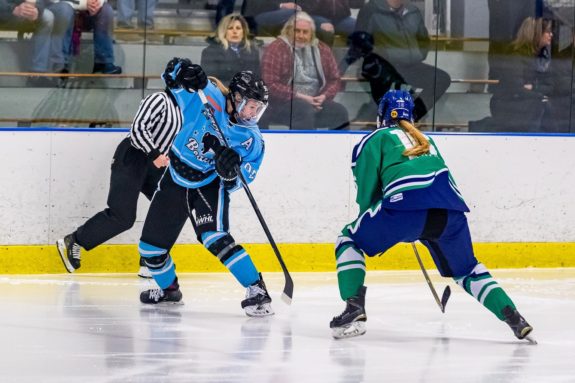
[389,130,437,157]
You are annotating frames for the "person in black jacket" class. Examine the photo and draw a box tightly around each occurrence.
[242,0,299,36]
[201,13,260,84]
[488,17,555,132]
[299,0,363,45]
[355,0,451,121]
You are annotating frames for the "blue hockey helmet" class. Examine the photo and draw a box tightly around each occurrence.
[377,89,414,128]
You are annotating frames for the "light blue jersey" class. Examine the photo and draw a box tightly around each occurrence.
[168,81,265,191]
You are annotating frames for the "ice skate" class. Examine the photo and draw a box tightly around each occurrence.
[140,286,183,305]
[242,274,274,317]
[137,257,152,279]
[56,234,82,273]
[330,286,367,339]
[502,306,536,344]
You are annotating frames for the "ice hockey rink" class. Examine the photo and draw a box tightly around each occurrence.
[1,269,573,383]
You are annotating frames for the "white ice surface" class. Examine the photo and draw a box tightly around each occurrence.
[0,269,574,383]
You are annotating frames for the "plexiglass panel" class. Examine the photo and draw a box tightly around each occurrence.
[0,0,573,133]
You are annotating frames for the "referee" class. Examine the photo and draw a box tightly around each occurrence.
[56,57,185,277]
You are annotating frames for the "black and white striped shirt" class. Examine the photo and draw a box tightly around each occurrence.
[129,92,182,159]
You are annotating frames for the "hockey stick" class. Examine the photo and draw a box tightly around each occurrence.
[411,242,451,313]
[197,89,294,304]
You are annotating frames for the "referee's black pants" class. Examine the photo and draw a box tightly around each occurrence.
[75,137,164,250]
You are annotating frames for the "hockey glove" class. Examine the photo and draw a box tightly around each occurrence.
[215,147,241,181]
[176,63,208,92]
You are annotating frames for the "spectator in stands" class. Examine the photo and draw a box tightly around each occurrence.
[549,31,575,133]
[487,0,539,86]
[1,0,57,77]
[298,0,363,46]
[488,17,555,132]
[215,0,234,25]
[242,0,300,36]
[342,30,432,123]
[116,0,156,29]
[51,0,122,74]
[261,11,349,130]
[201,13,260,84]
[355,0,451,121]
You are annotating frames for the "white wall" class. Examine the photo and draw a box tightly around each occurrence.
[0,130,573,245]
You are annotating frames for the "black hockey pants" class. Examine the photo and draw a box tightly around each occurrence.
[75,137,164,250]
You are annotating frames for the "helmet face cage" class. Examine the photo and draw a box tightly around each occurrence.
[233,94,268,127]
[377,89,414,128]
[228,71,269,126]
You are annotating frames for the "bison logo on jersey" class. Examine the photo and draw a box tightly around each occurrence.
[201,132,222,154]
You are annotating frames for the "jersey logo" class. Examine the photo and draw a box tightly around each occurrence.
[390,193,403,203]
[186,137,212,164]
[195,214,214,226]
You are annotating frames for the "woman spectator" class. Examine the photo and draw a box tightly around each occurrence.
[489,17,554,132]
[201,13,260,84]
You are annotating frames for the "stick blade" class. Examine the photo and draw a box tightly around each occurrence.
[281,292,292,305]
[440,285,451,313]
[281,276,294,305]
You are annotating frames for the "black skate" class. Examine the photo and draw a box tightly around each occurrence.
[56,234,82,273]
[241,273,274,317]
[330,286,367,339]
[140,286,183,305]
[138,257,152,279]
[502,306,536,344]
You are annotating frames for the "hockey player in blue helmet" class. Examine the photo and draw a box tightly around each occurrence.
[376,88,415,127]
[138,60,274,317]
[330,89,534,343]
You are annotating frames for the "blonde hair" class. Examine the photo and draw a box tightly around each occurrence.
[512,17,552,54]
[208,76,229,96]
[280,11,317,44]
[398,120,430,157]
[216,13,252,51]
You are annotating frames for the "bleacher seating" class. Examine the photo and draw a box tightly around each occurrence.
[0,1,495,130]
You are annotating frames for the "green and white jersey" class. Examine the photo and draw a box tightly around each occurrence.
[351,126,469,213]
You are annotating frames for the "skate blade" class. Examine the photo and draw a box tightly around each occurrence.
[137,267,153,279]
[524,335,538,345]
[245,303,274,317]
[332,321,366,340]
[151,300,185,306]
[56,240,75,274]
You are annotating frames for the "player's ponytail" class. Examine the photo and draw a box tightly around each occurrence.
[208,76,229,96]
[399,120,430,157]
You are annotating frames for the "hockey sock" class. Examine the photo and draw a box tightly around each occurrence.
[223,247,259,287]
[203,231,259,287]
[139,241,176,289]
[454,263,515,320]
[335,233,366,301]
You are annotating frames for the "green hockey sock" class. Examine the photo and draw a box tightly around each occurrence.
[335,233,366,301]
[454,263,515,320]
